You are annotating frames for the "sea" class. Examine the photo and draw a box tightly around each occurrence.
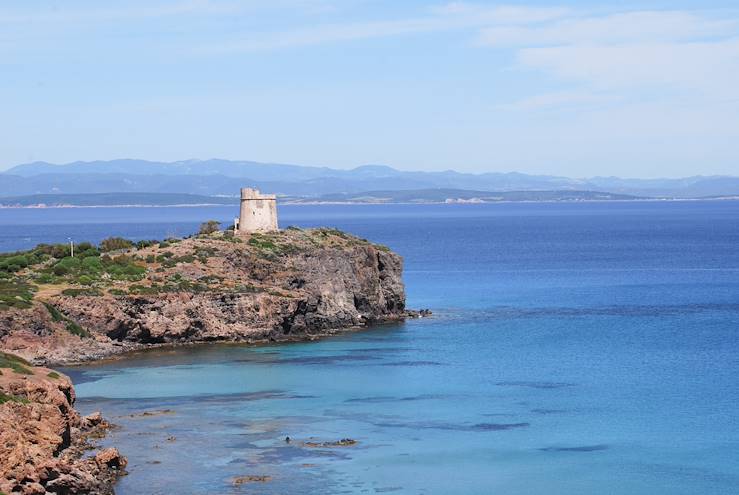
[1,201,738,495]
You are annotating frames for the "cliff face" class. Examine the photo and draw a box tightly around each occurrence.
[0,352,125,494]
[0,228,413,365]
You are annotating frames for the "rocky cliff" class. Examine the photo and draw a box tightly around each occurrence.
[0,351,126,494]
[0,228,417,365]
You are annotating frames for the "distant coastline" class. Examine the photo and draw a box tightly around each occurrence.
[2,196,738,209]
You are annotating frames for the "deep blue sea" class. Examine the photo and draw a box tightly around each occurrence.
[2,202,738,494]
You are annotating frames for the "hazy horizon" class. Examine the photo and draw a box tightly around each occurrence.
[1,156,738,180]
[3,1,738,178]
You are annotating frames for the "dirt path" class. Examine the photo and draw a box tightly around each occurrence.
[34,284,71,300]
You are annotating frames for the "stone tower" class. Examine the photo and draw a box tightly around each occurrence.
[235,188,278,233]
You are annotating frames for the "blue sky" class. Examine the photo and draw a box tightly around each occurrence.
[2,1,738,177]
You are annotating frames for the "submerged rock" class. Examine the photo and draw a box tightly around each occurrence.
[232,474,272,485]
[303,438,358,448]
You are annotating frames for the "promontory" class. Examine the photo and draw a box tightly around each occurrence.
[0,227,416,365]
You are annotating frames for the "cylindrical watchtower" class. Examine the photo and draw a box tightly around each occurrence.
[237,188,278,233]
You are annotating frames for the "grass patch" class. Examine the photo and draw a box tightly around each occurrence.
[128,284,161,295]
[61,288,103,297]
[47,371,60,379]
[65,321,90,337]
[248,233,304,258]
[248,235,277,251]
[0,351,33,375]
[0,280,35,310]
[0,392,31,405]
[42,302,91,338]
[43,302,64,322]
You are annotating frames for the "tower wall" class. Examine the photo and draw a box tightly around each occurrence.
[237,188,278,233]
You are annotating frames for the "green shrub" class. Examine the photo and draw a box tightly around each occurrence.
[75,243,99,258]
[36,273,55,284]
[77,275,94,286]
[52,265,69,276]
[47,371,60,379]
[136,240,157,249]
[81,256,103,272]
[55,256,81,271]
[199,220,221,235]
[100,237,134,252]
[0,255,30,271]
[33,243,70,259]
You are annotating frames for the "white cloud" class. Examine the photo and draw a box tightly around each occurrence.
[197,3,574,54]
[431,3,570,24]
[479,11,738,46]
[500,91,618,111]
[518,39,739,95]
[473,8,739,110]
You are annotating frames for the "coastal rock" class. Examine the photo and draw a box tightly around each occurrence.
[95,448,127,469]
[0,352,125,494]
[82,410,104,428]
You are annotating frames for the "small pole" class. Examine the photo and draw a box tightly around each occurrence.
[68,237,74,257]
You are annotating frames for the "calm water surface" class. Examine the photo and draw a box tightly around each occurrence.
[2,202,738,494]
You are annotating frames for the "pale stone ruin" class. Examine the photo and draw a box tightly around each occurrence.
[234,188,279,233]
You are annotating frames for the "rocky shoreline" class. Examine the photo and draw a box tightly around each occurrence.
[1,228,425,366]
[0,352,126,494]
[0,227,424,493]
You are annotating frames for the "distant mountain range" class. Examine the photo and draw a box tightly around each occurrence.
[1,159,738,200]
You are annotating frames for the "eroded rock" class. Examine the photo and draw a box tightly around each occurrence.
[0,353,125,495]
[1,228,420,366]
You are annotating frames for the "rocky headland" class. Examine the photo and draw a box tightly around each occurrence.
[0,351,126,494]
[0,227,422,493]
[0,227,419,366]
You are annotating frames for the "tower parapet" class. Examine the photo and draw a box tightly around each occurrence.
[235,188,278,233]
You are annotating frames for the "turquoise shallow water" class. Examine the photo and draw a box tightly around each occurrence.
[3,201,736,494]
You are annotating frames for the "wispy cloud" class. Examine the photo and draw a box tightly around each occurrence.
[195,3,573,54]
[0,1,231,24]
[500,91,619,111]
[479,10,738,46]
[518,39,739,95]
[0,0,333,25]
[472,7,739,110]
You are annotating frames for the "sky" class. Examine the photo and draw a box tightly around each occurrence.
[1,1,738,178]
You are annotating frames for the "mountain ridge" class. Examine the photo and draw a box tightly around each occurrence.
[2,159,737,198]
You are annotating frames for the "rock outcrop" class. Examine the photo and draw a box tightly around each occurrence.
[1,228,418,365]
[0,352,126,494]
